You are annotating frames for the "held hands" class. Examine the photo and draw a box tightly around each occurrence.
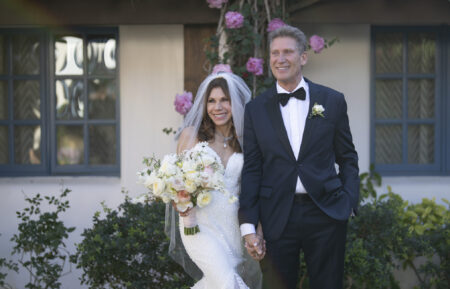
[244,231,266,261]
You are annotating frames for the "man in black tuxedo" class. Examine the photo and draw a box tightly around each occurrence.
[238,25,359,289]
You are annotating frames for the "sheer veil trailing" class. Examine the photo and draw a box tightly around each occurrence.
[164,72,262,287]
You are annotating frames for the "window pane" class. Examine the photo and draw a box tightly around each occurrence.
[375,33,403,74]
[13,80,40,120]
[408,33,436,74]
[408,79,434,119]
[56,79,84,119]
[12,35,40,75]
[408,125,434,164]
[0,35,6,74]
[87,36,116,75]
[88,79,116,119]
[0,126,8,164]
[375,79,403,119]
[89,125,116,165]
[375,125,402,164]
[57,125,84,165]
[0,81,7,119]
[14,125,41,164]
[55,36,84,76]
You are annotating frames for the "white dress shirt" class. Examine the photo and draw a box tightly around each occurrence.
[240,78,310,236]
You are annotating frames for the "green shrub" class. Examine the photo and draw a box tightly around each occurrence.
[10,188,75,289]
[71,195,194,289]
[298,166,449,289]
[0,233,18,289]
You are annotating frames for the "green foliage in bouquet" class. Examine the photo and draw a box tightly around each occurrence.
[71,195,193,289]
[10,189,75,289]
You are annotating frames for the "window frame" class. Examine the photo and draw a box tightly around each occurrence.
[0,27,120,177]
[370,25,448,176]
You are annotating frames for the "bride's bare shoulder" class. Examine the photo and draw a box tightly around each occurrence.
[177,127,198,153]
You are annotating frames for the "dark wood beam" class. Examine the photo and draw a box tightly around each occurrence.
[289,0,450,24]
[0,0,219,26]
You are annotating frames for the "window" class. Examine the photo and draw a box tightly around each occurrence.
[0,28,119,176]
[371,26,449,175]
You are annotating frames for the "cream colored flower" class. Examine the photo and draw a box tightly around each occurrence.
[177,201,194,212]
[185,179,197,193]
[160,154,179,176]
[197,191,212,208]
[309,102,325,118]
[201,154,216,167]
[152,177,166,197]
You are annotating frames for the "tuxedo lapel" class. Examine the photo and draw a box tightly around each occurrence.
[264,86,296,160]
[298,79,321,161]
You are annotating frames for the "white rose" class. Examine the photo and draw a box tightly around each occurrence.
[185,179,197,193]
[161,193,172,204]
[160,155,178,176]
[313,104,324,114]
[201,154,216,166]
[185,171,201,185]
[182,159,197,172]
[152,177,166,197]
[197,191,212,208]
[169,176,185,191]
[177,201,194,212]
[142,172,157,189]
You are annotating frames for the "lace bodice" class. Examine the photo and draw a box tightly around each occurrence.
[201,144,243,197]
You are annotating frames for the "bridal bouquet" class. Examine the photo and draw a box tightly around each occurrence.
[136,142,236,234]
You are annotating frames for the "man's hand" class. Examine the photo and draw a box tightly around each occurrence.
[244,233,266,261]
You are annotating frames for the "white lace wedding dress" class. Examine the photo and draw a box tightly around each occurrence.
[180,145,259,289]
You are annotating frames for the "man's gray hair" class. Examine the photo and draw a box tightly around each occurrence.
[268,25,308,54]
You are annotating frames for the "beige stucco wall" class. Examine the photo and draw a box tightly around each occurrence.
[0,25,184,288]
[300,24,371,172]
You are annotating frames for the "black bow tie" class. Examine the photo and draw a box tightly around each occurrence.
[277,87,306,106]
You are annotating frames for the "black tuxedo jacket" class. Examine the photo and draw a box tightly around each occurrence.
[238,78,359,241]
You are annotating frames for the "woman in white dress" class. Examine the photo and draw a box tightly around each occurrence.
[165,72,263,289]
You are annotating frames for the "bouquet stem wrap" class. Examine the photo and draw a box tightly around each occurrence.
[182,211,199,235]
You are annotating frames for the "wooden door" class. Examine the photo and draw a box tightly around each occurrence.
[184,24,216,96]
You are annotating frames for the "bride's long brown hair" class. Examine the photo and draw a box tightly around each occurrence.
[197,77,241,153]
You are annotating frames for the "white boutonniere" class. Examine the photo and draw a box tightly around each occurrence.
[309,103,325,119]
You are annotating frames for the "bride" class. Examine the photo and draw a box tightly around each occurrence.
[165,72,263,289]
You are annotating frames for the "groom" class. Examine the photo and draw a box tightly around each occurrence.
[239,25,359,289]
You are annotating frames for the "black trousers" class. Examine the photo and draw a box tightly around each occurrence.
[260,195,348,289]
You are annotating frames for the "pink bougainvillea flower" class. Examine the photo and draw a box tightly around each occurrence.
[225,11,244,29]
[267,18,286,32]
[246,57,264,76]
[309,35,325,53]
[174,91,193,115]
[206,0,228,9]
[212,64,232,74]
